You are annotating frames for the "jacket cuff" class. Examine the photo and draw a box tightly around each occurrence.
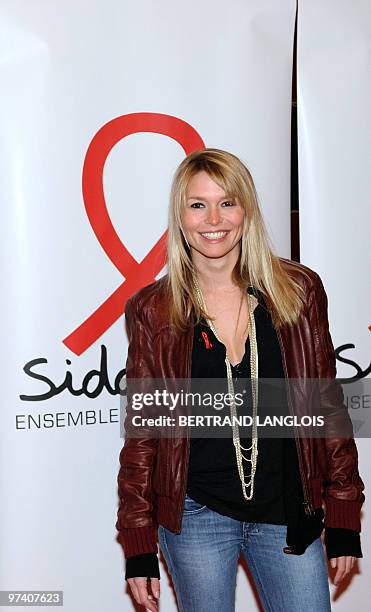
[324,527,363,560]
[117,525,158,558]
[324,495,364,531]
[125,553,160,580]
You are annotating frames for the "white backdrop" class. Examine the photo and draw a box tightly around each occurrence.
[297,0,370,609]
[0,1,296,611]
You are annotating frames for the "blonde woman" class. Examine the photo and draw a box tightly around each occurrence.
[116,149,364,612]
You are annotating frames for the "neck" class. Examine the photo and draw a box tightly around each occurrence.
[191,244,241,292]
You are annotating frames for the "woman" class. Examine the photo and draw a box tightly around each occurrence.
[116,149,364,612]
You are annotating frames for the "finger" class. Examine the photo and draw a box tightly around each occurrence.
[334,558,343,584]
[149,577,161,599]
[340,556,354,578]
[334,558,346,585]
[127,578,141,603]
[145,597,158,612]
[145,594,158,612]
[330,558,337,569]
[346,556,355,574]
[137,580,158,612]
[334,568,345,585]
[344,557,351,575]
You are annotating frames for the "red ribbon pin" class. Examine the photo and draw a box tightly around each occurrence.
[201,331,213,349]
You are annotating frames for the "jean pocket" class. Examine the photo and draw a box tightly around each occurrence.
[183,494,208,514]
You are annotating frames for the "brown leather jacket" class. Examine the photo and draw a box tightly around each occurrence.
[116,257,365,559]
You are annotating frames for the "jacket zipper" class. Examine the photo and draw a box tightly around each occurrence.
[174,327,193,533]
[275,327,315,516]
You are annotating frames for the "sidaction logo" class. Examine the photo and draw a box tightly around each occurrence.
[16,112,371,430]
[17,113,204,431]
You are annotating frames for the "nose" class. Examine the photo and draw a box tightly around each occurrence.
[205,206,222,225]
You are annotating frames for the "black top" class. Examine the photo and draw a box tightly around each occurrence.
[125,287,362,580]
[186,286,288,522]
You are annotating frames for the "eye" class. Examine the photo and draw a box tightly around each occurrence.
[189,202,205,208]
[221,200,235,207]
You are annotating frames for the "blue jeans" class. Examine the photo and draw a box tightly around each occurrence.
[158,494,331,612]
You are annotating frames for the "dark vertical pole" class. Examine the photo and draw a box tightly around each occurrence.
[291,1,300,261]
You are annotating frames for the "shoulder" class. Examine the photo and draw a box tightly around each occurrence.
[125,274,170,328]
[277,256,324,295]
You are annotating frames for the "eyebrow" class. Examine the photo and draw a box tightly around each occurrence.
[187,195,231,200]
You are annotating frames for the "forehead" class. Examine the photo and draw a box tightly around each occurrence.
[186,170,228,198]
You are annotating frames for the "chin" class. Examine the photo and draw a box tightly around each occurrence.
[195,244,235,259]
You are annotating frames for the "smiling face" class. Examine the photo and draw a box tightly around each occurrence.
[181,170,246,260]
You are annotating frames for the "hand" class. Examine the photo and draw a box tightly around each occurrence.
[330,556,356,585]
[127,577,160,611]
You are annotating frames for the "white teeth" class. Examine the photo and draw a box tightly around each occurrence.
[201,231,227,239]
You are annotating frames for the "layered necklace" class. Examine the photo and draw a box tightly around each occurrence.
[192,274,259,501]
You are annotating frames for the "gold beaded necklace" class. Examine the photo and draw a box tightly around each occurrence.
[192,275,259,501]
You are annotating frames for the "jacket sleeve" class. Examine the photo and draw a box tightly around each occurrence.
[115,295,159,559]
[307,272,365,532]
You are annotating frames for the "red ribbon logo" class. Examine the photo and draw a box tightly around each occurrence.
[201,331,213,349]
[63,112,205,355]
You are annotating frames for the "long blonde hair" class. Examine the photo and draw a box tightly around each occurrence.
[165,148,308,334]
